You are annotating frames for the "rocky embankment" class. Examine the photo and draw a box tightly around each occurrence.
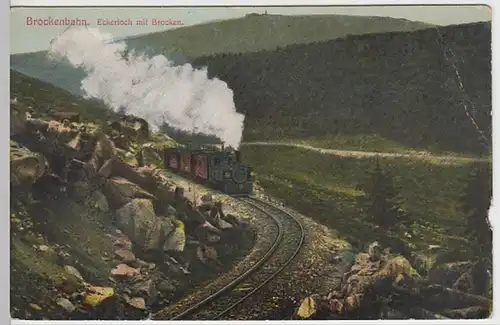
[294,242,492,320]
[10,109,254,320]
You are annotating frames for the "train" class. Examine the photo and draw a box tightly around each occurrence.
[161,145,253,195]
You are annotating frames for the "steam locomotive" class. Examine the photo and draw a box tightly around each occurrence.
[162,145,253,195]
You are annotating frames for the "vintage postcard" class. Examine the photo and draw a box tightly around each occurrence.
[9,4,493,321]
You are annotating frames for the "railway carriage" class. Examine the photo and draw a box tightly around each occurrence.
[179,150,192,174]
[162,146,253,195]
[165,148,180,170]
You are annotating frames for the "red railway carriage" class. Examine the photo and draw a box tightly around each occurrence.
[161,146,253,195]
[179,151,192,174]
[164,148,181,171]
[191,152,209,180]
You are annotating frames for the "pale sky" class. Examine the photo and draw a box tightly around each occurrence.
[10,6,492,54]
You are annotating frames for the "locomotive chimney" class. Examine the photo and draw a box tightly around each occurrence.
[235,150,241,162]
[221,143,225,152]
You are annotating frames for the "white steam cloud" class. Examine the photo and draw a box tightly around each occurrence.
[48,27,245,148]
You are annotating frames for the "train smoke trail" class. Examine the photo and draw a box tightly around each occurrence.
[47,27,245,148]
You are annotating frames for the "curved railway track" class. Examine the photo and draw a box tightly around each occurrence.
[153,195,305,320]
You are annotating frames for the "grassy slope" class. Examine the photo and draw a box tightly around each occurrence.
[11,197,120,318]
[252,134,492,159]
[10,13,433,97]
[10,69,116,123]
[242,146,479,255]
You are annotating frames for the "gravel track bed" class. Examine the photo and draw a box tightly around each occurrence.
[223,198,354,320]
[155,172,354,320]
[153,172,282,319]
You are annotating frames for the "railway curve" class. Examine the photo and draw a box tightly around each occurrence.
[152,196,305,320]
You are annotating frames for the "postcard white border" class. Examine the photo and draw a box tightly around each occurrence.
[6,0,498,7]
[4,0,498,324]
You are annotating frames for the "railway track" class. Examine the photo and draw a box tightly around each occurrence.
[153,195,305,320]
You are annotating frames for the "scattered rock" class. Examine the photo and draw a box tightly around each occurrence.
[113,237,133,251]
[441,306,490,319]
[206,234,221,244]
[157,280,176,294]
[195,221,222,243]
[166,205,176,216]
[67,181,92,202]
[29,303,42,311]
[217,218,234,230]
[87,190,109,212]
[186,237,201,246]
[83,286,115,307]
[53,274,84,294]
[114,249,136,264]
[130,277,156,297]
[38,245,50,252]
[131,258,149,270]
[103,177,157,209]
[162,219,186,253]
[200,194,213,204]
[111,263,140,277]
[56,298,76,313]
[452,270,474,293]
[331,255,342,264]
[297,294,322,319]
[429,261,473,287]
[64,265,84,282]
[197,245,218,264]
[126,297,146,310]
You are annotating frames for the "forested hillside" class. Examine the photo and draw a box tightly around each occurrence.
[10,13,433,97]
[192,22,491,155]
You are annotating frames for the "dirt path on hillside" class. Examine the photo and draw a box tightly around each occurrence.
[242,141,490,164]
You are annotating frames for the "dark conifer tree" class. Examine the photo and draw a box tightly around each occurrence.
[357,157,408,230]
[461,162,492,276]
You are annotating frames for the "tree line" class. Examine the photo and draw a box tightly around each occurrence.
[192,22,492,155]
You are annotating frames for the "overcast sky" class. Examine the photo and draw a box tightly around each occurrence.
[10,5,492,54]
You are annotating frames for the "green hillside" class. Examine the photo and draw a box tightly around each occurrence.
[192,22,491,156]
[9,18,490,157]
[10,13,433,96]
[124,13,434,58]
[241,145,491,264]
[10,69,115,124]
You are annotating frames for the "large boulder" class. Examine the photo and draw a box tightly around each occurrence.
[10,104,27,136]
[86,190,109,212]
[67,180,93,202]
[107,115,150,150]
[137,143,164,168]
[297,294,324,319]
[103,177,157,209]
[10,140,47,187]
[194,221,223,243]
[162,219,186,253]
[115,198,175,251]
[428,261,473,288]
